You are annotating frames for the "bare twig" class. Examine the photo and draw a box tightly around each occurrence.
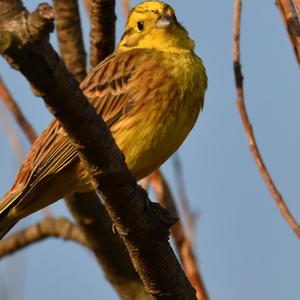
[83,0,90,14]
[276,0,300,65]
[0,76,37,143]
[120,0,131,17]
[151,170,209,300]
[0,102,25,159]
[0,218,88,258]
[139,176,151,190]
[89,0,116,67]
[233,0,300,238]
[294,0,300,13]
[53,0,87,82]
[173,154,196,244]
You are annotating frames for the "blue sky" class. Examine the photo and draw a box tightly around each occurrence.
[0,1,300,299]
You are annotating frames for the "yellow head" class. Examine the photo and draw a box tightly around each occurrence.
[117,1,195,52]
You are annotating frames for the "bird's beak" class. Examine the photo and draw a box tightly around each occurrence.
[156,14,173,29]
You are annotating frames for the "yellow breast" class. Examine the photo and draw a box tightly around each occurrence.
[113,50,207,180]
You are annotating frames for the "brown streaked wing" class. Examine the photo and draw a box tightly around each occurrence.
[11,49,151,196]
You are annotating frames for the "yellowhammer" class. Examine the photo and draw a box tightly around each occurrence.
[0,1,207,239]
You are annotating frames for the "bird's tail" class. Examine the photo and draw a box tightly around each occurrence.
[0,189,22,240]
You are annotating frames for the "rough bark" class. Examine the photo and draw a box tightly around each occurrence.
[89,0,116,67]
[53,0,87,82]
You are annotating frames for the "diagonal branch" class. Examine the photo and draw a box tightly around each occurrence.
[53,0,87,82]
[233,0,300,239]
[0,2,196,298]
[0,102,25,159]
[276,0,300,65]
[294,0,300,13]
[0,217,88,258]
[151,170,208,300]
[120,0,131,18]
[89,0,116,67]
[53,1,149,297]
[173,154,196,244]
[0,76,37,143]
[83,0,91,15]
[66,192,152,299]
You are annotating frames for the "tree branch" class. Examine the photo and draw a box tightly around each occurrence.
[53,0,87,82]
[0,101,25,159]
[233,0,300,239]
[151,170,209,300]
[0,1,196,298]
[0,217,88,258]
[89,0,116,67]
[173,154,196,244]
[66,192,152,300]
[52,1,149,297]
[276,0,300,65]
[0,75,37,143]
[120,0,131,18]
[294,0,300,13]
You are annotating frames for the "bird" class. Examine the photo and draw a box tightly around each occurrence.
[0,0,207,239]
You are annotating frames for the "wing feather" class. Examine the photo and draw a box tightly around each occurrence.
[12,49,151,195]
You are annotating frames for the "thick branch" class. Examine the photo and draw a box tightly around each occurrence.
[53,1,149,298]
[53,0,87,82]
[233,0,300,238]
[151,170,209,300]
[66,192,152,300]
[0,217,87,258]
[276,0,300,65]
[0,75,37,143]
[89,0,116,67]
[0,2,196,298]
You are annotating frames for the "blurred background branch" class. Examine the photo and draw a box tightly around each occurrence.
[0,217,88,258]
[150,170,208,300]
[0,76,37,143]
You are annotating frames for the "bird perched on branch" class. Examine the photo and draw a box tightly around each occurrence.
[0,0,207,239]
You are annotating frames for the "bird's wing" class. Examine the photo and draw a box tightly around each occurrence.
[12,49,161,193]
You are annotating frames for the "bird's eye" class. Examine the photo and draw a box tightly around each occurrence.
[137,21,144,31]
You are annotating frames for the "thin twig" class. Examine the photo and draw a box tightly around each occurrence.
[233,0,300,239]
[0,76,37,143]
[0,77,52,217]
[173,154,196,244]
[139,176,151,190]
[0,102,25,159]
[294,0,300,13]
[151,170,209,300]
[83,0,90,14]
[276,0,300,65]
[0,218,88,258]
[120,0,131,17]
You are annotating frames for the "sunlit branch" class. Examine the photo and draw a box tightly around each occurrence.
[233,0,300,239]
